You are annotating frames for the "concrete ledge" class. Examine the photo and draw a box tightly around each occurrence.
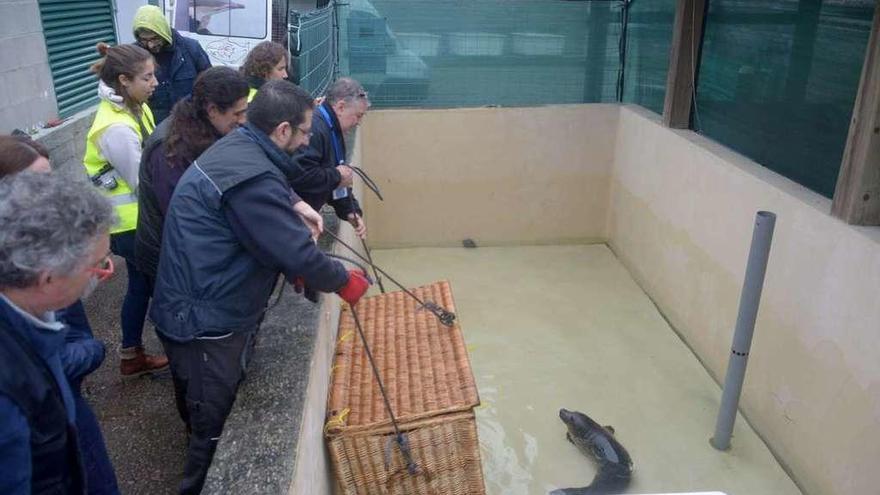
[203,214,334,494]
[33,105,96,177]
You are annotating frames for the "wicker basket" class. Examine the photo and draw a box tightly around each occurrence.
[326,280,485,494]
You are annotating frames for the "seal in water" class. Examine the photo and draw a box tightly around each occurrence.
[549,408,633,495]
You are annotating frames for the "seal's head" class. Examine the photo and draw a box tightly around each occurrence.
[558,408,605,436]
[558,408,587,427]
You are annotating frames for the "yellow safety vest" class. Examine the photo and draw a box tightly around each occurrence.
[247,87,258,103]
[83,100,155,234]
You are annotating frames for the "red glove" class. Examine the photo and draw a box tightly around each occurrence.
[337,269,371,306]
[293,276,305,293]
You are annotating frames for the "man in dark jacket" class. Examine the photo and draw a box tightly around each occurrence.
[0,172,115,494]
[3,133,119,494]
[132,5,212,123]
[149,80,370,495]
[291,77,370,238]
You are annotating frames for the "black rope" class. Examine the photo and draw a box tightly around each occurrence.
[350,165,384,201]
[344,163,385,291]
[349,304,419,475]
[322,229,456,327]
[268,280,287,311]
[360,237,386,293]
[326,253,370,274]
[616,0,633,102]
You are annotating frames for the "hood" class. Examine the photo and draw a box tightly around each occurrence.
[132,5,173,45]
[97,80,125,109]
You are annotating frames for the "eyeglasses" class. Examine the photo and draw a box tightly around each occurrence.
[357,91,369,99]
[87,255,115,282]
[297,126,313,139]
[136,34,163,49]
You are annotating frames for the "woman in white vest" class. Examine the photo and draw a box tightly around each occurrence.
[83,42,169,376]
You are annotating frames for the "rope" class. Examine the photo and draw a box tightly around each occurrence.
[350,165,384,201]
[322,229,456,327]
[324,407,351,434]
[329,363,342,376]
[344,163,387,292]
[616,0,632,102]
[337,330,354,344]
[360,237,386,294]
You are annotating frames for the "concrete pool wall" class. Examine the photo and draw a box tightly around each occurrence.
[356,104,880,495]
[359,104,619,247]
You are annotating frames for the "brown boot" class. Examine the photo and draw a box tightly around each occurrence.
[120,346,169,377]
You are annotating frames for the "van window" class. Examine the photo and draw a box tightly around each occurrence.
[175,0,267,39]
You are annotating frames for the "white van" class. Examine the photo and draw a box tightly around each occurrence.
[114,0,429,101]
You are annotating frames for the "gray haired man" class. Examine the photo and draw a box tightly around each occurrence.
[0,171,115,493]
[290,77,371,238]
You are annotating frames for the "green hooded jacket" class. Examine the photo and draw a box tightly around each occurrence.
[132,5,172,45]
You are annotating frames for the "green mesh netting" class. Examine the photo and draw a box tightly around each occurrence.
[337,0,635,108]
[291,5,336,96]
[622,0,676,114]
[336,0,679,109]
[334,0,875,198]
[695,0,875,198]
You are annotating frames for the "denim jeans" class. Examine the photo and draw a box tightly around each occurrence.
[110,231,154,349]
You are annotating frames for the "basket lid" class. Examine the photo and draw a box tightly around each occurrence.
[326,280,479,435]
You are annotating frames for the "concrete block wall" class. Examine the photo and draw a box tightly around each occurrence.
[33,108,96,178]
[0,0,58,133]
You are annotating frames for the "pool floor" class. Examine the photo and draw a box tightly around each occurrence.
[370,244,802,495]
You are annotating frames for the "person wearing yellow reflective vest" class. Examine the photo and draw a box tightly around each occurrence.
[241,41,289,102]
[84,42,169,377]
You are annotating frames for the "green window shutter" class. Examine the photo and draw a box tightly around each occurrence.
[38,0,117,117]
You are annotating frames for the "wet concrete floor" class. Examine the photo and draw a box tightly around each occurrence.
[370,244,802,495]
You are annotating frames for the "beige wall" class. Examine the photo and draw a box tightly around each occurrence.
[608,106,880,495]
[356,103,880,495]
[358,105,618,248]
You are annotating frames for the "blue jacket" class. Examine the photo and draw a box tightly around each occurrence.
[56,301,105,388]
[290,102,362,219]
[150,124,349,342]
[0,295,82,494]
[148,30,212,124]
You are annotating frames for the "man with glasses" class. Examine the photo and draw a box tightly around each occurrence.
[131,5,211,123]
[291,77,371,239]
[0,171,116,493]
[149,80,370,494]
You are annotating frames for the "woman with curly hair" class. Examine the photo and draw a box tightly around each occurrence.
[240,41,289,101]
[135,66,249,287]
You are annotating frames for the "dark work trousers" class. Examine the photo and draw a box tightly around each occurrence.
[158,331,253,495]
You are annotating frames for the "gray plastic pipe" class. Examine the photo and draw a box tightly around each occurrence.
[710,211,776,451]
